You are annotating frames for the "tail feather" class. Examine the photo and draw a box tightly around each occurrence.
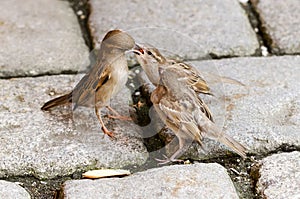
[41,92,72,111]
[218,134,247,158]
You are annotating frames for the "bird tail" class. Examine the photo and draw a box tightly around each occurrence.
[41,92,72,111]
[217,133,247,158]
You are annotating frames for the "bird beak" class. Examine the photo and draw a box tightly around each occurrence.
[131,43,144,55]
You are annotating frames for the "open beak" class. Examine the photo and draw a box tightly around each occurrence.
[131,43,144,55]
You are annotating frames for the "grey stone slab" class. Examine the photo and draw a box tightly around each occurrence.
[0,180,31,199]
[89,0,259,59]
[131,55,300,160]
[0,75,148,179]
[257,151,300,199]
[61,163,239,199]
[0,0,89,77]
[157,56,300,159]
[253,0,300,54]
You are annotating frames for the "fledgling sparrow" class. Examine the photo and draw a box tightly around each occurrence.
[150,63,247,164]
[133,44,214,121]
[134,44,212,95]
[134,44,245,94]
[41,29,135,138]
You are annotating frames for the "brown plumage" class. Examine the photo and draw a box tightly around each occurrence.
[41,29,135,138]
[150,63,247,164]
[134,44,214,121]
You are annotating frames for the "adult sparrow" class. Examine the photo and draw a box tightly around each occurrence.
[150,63,247,164]
[41,29,135,138]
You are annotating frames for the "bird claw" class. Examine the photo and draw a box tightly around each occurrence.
[101,126,116,139]
[155,155,183,165]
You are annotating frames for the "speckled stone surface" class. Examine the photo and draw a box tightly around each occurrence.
[257,151,300,199]
[0,0,89,77]
[89,0,259,58]
[61,163,239,199]
[0,180,31,199]
[0,75,148,179]
[252,0,300,54]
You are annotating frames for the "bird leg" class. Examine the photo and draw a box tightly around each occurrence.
[106,106,132,121]
[95,106,115,138]
[155,137,190,165]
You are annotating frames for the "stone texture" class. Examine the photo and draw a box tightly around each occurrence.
[61,163,239,199]
[0,75,148,179]
[253,0,300,54]
[257,151,300,199]
[89,0,259,59]
[0,0,89,77]
[153,56,300,160]
[0,180,31,199]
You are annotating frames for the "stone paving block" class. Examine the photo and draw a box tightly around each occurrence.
[89,0,259,59]
[61,163,239,199]
[0,0,89,77]
[161,56,299,159]
[257,151,300,199]
[0,75,148,179]
[252,0,300,54]
[0,180,31,199]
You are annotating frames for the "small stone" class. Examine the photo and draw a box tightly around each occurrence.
[76,10,83,16]
[261,46,269,56]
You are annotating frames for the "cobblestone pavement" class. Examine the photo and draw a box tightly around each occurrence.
[0,0,299,198]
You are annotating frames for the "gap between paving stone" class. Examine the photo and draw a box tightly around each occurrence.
[68,0,93,51]
[247,0,274,56]
[249,0,300,56]
[239,1,269,56]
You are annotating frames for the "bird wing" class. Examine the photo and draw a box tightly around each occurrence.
[158,97,204,142]
[196,96,214,122]
[72,58,111,109]
[172,62,212,95]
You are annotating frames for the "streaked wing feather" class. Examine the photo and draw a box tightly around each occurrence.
[72,59,109,106]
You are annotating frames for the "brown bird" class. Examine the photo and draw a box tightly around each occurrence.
[133,44,214,121]
[150,61,247,164]
[41,29,135,138]
[134,44,246,125]
[134,44,212,94]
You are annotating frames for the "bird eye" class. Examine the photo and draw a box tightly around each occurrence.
[147,51,152,56]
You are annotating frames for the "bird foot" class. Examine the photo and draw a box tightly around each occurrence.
[155,155,183,165]
[101,126,116,139]
[107,114,132,121]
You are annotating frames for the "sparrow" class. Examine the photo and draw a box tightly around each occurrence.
[150,64,247,164]
[134,43,245,95]
[41,29,136,138]
[133,44,214,121]
[134,44,212,95]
